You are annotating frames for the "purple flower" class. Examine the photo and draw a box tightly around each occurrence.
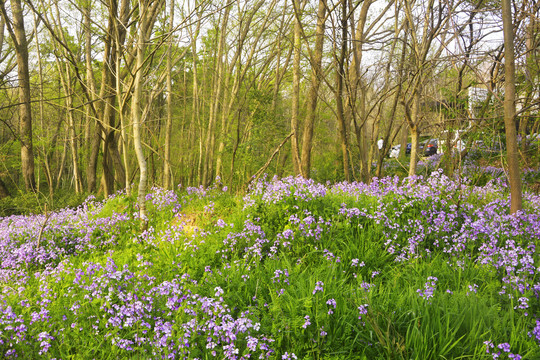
[417,276,437,302]
[484,340,495,353]
[358,304,369,325]
[528,319,540,343]
[302,315,311,329]
[467,284,478,295]
[515,297,529,310]
[326,298,337,314]
[282,352,297,359]
[37,332,54,355]
[312,281,324,295]
[214,287,224,297]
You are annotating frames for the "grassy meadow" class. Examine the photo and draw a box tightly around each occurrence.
[0,172,539,359]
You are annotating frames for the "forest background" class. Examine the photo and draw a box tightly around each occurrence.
[0,0,538,218]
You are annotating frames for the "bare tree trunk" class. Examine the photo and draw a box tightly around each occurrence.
[398,121,408,162]
[56,133,67,189]
[291,0,303,176]
[215,0,274,184]
[163,0,174,189]
[271,2,293,113]
[375,3,405,178]
[2,0,36,191]
[100,0,130,196]
[32,12,54,195]
[405,91,421,177]
[409,126,419,176]
[397,27,411,166]
[202,6,230,186]
[51,0,83,193]
[131,0,164,228]
[65,68,83,193]
[116,37,131,195]
[186,9,202,186]
[84,2,101,193]
[335,0,349,181]
[502,0,522,213]
[132,3,148,228]
[214,53,232,182]
[300,0,326,178]
[348,0,372,182]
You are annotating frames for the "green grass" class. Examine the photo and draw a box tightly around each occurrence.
[0,177,539,359]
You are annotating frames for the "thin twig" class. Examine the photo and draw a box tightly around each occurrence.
[36,204,51,249]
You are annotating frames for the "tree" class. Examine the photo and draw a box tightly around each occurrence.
[502,0,522,213]
[163,0,174,190]
[299,0,327,178]
[400,0,454,177]
[131,0,165,228]
[1,0,36,191]
[291,0,303,176]
[334,0,350,181]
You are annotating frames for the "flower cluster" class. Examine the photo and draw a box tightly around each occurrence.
[358,304,369,326]
[417,276,438,302]
[312,281,324,295]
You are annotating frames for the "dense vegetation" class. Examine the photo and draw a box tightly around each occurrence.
[0,0,538,202]
[1,170,539,359]
[1,0,539,357]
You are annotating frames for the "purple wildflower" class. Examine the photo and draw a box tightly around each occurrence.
[312,281,324,295]
[302,315,311,329]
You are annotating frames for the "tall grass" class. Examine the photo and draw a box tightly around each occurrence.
[0,174,538,359]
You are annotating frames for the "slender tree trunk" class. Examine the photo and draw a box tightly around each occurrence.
[192,70,201,187]
[214,51,231,181]
[116,38,131,195]
[50,0,84,194]
[50,0,84,193]
[291,0,302,175]
[375,4,405,178]
[163,0,174,189]
[0,17,4,65]
[65,69,83,193]
[84,2,101,193]
[398,120,409,160]
[98,14,116,196]
[4,0,36,191]
[131,0,164,227]
[132,3,148,229]
[186,10,202,186]
[202,6,230,186]
[56,133,67,188]
[502,0,522,213]
[300,0,326,178]
[215,0,273,183]
[33,12,54,195]
[349,0,372,182]
[271,2,291,113]
[335,0,349,181]
[100,0,129,196]
[406,92,421,177]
